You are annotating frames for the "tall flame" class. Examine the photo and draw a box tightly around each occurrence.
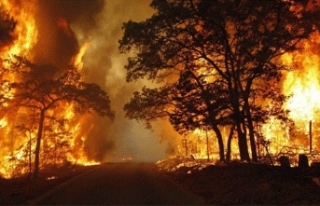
[0,0,38,178]
[282,32,320,122]
[280,32,320,152]
[0,0,99,178]
[1,0,37,59]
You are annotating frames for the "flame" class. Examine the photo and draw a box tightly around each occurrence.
[1,0,320,178]
[280,32,320,152]
[0,0,37,178]
[282,33,320,122]
[0,0,37,60]
[0,0,99,178]
[72,42,90,70]
[0,117,8,128]
[176,34,320,165]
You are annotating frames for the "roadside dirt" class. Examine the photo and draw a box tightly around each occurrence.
[164,163,320,205]
[0,165,96,205]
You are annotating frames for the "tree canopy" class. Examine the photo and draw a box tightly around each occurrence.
[120,0,320,162]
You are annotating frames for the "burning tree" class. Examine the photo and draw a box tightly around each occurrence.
[124,67,232,161]
[171,68,233,161]
[120,0,320,162]
[3,57,115,178]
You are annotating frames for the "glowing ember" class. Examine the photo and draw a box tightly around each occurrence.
[46,176,58,180]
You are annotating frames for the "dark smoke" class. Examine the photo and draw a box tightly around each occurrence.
[32,0,104,69]
[0,8,16,50]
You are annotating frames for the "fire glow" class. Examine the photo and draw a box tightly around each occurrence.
[185,32,320,164]
[0,0,99,178]
[0,0,320,179]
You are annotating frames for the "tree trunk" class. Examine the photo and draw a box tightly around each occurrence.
[226,125,235,162]
[244,102,258,162]
[229,84,251,161]
[233,103,250,161]
[237,121,250,162]
[212,124,225,161]
[28,137,32,177]
[33,109,45,178]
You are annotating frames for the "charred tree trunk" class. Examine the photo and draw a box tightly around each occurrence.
[237,121,250,162]
[28,137,32,176]
[233,105,250,161]
[229,81,250,161]
[33,109,45,178]
[226,125,235,162]
[212,124,225,161]
[244,102,258,162]
[188,71,225,162]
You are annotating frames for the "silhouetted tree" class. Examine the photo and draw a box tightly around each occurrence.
[171,67,233,161]
[120,0,320,162]
[124,64,233,161]
[8,57,115,178]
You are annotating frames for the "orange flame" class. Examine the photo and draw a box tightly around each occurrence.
[72,42,90,70]
[0,0,99,178]
[177,34,320,165]
[1,0,38,59]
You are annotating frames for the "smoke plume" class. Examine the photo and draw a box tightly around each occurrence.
[30,0,179,162]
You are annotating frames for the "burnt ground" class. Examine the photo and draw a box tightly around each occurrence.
[164,163,320,205]
[0,165,97,205]
[0,162,320,205]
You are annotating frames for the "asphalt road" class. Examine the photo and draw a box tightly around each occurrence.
[32,163,204,205]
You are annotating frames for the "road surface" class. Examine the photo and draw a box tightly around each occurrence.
[31,163,204,205]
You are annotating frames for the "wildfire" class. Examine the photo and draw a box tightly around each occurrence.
[0,0,99,178]
[1,0,320,178]
[0,0,37,59]
[72,42,90,70]
[281,32,320,151]
[283,33,320,122]
[0,0,37,178]
[178,33,320,165]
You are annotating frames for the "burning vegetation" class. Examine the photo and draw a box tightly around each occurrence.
[121,0,320,167]
[1,0,320,180]
[0,0,114,178]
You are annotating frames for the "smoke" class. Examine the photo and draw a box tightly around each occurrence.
[30,0,179,162]
[78,0,177,162]
[32,0,105,69]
